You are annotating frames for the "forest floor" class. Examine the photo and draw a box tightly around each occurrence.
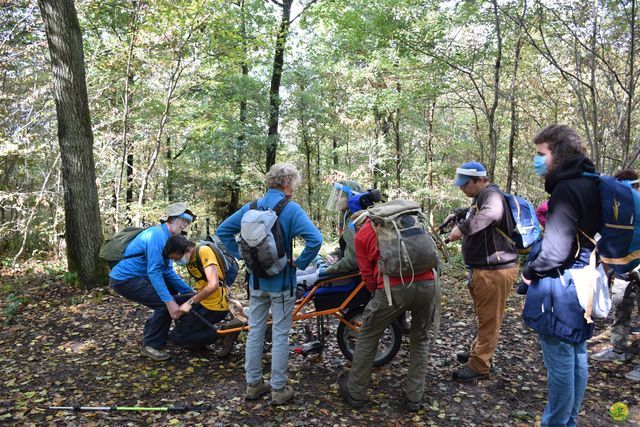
[0,261,639,426]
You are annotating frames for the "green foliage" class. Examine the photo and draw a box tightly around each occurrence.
[3,293,30,325]
[4,0,640,259]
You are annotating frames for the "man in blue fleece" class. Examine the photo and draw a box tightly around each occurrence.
[217,162,322,406]
[110,202,196,361]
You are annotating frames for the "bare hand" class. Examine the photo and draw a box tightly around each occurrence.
[521,274,531,285]
[178,301,192,314]
[448,226,463,242]
[165,300,183,320]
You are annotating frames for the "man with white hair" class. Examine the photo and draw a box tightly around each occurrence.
[216,162,323,405]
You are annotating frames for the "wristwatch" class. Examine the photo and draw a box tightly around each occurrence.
[188,298,194,306]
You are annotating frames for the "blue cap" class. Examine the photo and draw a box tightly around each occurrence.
[454,161,487,187]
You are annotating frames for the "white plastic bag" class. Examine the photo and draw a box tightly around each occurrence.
[570,263,611,321]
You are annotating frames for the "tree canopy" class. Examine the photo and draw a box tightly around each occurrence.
[3,0,640,274]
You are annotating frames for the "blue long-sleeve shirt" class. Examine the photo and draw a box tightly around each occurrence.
[109,223,192,302]
[216,188,323,293]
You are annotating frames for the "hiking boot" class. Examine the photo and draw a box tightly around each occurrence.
[405,397,424,412]
[141,345,170,361]
[456,351,470,364]
[338,372,366,409]
[591,348,626,362]
[452,367,488,382]
[456,352,496,372]
[217,332,238,358]
[271,385,294,405]
[246,380,271,400]
[624,366,640,381]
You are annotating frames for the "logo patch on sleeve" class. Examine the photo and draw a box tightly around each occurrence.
[203,257,209,263]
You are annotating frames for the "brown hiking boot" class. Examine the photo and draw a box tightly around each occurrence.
[246,380,271,400]
[271,385,294,406]
[217,332,238,358]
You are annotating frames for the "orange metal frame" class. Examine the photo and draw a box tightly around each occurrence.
[216,272,366,335]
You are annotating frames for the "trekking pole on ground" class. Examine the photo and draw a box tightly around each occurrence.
[47,404,210,412]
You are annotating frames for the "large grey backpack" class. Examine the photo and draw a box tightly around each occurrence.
[367,199,438,306]
[236,198,289,287]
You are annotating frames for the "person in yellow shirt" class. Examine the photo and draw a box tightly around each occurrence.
[163,235,237,357]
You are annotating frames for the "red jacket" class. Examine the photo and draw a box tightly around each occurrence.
[354,220,435,293]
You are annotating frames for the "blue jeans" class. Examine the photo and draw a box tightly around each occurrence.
[110,277,191,349]
[244,289,296,390]
[539,334,588,427]
[169,307,228,347]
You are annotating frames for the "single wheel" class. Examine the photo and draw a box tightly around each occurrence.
[336,305,402,367]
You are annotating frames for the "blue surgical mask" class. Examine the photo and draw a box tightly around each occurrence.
[533,154,548,176]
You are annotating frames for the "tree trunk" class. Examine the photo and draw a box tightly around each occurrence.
[228,0,248,216]
[589,0,601,169]
[624,0,637,166]
[316,137,322,221]
[137,50,185,216]
[265,0,293,171]
[38,0,106,289]
[506,1,527,193]
[125,153,134,224]
[393,109,401,188]
[487,0,503,182]
[424,99,437,218]
[115,1,142,228]
[166,137,174,202]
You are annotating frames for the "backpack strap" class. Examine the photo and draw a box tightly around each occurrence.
[191,243,207,280]
[272,197,292,295]
[248,200,260,290]
[273,197,290,216]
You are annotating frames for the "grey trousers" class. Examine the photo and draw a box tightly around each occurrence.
[347,280,439,403]
[610,276,640,352]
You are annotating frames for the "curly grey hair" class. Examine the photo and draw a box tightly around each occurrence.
[266,162,301,189]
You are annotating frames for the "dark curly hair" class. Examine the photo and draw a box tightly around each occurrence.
[614,168,638,181]
[163,235,195,258]
[533,125,585,170]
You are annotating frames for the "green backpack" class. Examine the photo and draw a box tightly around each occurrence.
[367,199,438,306]
[99,226,146,268]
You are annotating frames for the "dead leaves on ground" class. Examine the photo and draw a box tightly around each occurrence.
[0,263,638,425]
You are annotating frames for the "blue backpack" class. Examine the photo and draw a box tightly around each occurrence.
[585,173,640,275]
[502,192,542,252]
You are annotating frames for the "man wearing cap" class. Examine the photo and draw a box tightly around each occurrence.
[446,162,519,381]
[109,202,196,361]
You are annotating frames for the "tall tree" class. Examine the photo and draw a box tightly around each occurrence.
[265,0,293,170]
[38,0,106,288]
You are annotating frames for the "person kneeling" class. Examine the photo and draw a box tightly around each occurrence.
[164,235,238,357]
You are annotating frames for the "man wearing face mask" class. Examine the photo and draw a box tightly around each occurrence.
[447,161,520,381]
[163,235,238,357]
[109,202,196,361]
[521,125,601,426]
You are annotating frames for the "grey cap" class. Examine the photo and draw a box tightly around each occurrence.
[160,202,196,222]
